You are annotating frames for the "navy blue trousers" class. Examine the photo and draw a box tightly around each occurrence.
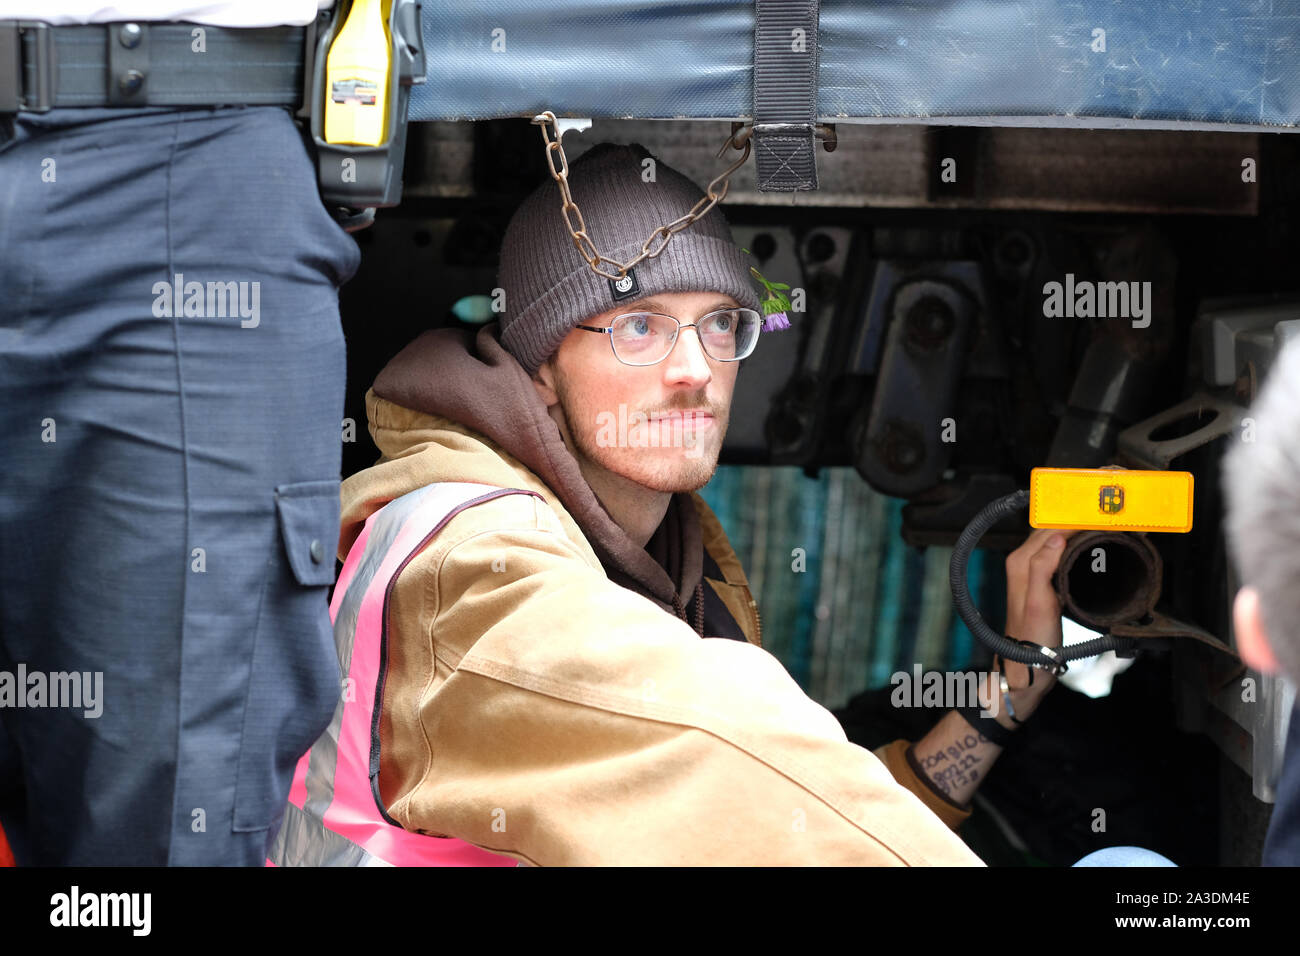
[0,105,359,865]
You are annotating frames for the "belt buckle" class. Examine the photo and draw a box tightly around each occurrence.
[0,21,53,113]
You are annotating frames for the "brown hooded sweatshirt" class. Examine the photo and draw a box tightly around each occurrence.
[337,321,981,866]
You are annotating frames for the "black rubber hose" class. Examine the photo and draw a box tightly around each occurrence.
[948,490,1136,670]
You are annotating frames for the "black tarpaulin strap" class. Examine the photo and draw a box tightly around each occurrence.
[752,0,820,191]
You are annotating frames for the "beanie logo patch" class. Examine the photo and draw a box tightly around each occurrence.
[608,268,641,302]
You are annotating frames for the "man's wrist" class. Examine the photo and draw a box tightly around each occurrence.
[969,668,1038,733]
[956,699,1017,747]
[993,655,1055,726]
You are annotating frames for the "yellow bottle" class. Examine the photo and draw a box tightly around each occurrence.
[324,0,391,146]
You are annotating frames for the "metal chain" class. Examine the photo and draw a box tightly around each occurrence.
[531,111,754,282]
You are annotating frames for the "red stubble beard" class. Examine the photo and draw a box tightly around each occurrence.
[564,392,731,494]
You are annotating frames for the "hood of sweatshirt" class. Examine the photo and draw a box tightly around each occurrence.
[339,321,704,628]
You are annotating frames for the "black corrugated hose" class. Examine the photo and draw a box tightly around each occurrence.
[948,489,1137,672]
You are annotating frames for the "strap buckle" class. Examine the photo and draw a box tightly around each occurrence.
[0,21,53,113]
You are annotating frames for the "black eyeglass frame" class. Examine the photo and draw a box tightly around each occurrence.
[576,308,763,366]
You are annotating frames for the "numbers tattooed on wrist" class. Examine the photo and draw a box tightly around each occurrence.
[916,732,989,794]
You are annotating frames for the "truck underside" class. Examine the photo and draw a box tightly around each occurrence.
[338,118,1300,864]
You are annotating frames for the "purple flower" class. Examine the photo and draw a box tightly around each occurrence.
[762,312,791,332]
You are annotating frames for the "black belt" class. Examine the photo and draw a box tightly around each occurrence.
[0,20,309,113]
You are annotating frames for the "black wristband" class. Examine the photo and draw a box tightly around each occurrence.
[956,704,1018,748]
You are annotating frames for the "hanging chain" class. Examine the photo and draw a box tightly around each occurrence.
[530,111,753,282]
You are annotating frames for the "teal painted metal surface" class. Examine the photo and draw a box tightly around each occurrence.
[699,465,1007,710]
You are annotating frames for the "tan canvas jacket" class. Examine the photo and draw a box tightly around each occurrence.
[338,373,983,866]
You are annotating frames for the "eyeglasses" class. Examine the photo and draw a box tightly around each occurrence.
[577,308,763,367]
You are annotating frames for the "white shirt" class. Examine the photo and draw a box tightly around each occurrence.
[0,1,331,28]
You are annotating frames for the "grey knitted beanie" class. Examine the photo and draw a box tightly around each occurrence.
[497,142,761,376]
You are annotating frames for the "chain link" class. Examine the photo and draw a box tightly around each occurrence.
[531,111,753,282]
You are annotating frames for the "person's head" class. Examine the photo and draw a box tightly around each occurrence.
[1223,336,1300,686]
[531,288,748,492]
[496,143,763,493]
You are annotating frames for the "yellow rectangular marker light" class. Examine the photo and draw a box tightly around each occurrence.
[1029,468,1194,533]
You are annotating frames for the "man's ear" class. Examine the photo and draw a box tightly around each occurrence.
[1234,586,1281,675]
[531,357,559,408]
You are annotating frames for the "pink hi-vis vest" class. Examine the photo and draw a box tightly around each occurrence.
[268,482,542,866]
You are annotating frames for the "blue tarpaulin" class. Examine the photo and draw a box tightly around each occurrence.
[414,1,1300,130]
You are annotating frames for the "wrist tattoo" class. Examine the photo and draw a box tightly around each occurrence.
[915,732,988,793]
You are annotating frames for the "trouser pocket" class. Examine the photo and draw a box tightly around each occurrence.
[233,479,343,832]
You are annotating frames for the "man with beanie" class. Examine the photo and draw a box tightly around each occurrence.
[310,142,1072,865]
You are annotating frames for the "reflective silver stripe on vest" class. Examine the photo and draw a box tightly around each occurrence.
[275,482,542,866]
[269,800,390,866]
[302,484,447,822]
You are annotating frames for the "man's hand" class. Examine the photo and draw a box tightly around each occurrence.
[907,527,1079,808]
[906,528,1079,807]
[996,528,1078,723]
